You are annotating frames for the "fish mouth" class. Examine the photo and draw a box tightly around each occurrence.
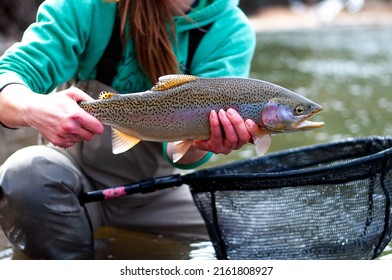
[293,108,325,130]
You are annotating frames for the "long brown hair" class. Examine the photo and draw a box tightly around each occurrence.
[116,0,188,83]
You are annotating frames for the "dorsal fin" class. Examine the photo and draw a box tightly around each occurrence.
[151,74,198,91]
[99,91,117,100]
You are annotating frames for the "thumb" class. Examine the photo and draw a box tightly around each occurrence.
[64,87,95,102]
[245,119,261,141]
[245,119,272,156]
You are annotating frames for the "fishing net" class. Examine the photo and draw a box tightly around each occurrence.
[187,136,392,260]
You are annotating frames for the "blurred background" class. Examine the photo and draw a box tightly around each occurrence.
[1,0,392,260]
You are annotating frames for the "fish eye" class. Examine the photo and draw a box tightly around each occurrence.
[294,105,305,115]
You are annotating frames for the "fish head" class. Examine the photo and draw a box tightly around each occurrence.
[261,95,324,133]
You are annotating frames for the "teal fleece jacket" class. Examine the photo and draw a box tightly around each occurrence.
[0,0,256,94]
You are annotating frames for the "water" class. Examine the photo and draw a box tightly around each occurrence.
[1,26,392,260]
[251,26,391,148]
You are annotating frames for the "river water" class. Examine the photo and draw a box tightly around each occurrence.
[1,25,392,260]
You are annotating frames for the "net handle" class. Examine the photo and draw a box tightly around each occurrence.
[79,174,185,204]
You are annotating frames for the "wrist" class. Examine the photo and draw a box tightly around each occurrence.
[0,83,35,128]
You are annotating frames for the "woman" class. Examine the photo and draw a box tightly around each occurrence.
[0,0,256,259]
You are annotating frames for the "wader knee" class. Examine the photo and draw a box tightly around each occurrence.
[0,146,94,259]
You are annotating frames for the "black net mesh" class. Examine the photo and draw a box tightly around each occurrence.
[186,136,392,260]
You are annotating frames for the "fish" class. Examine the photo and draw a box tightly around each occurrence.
[79,74,324,162]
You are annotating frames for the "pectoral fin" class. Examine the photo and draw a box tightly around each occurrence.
[254,132,272,157]
[249,126,272,157]
[172,140,193,163]
[111,128,141,154]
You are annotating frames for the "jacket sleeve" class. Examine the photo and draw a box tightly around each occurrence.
[0,0,116,94]
[189,8,256,78]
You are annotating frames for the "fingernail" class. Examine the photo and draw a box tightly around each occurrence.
[245,119,253,129]
[227,108,235,116]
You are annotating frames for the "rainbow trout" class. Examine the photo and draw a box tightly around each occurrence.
[79,75,324,162]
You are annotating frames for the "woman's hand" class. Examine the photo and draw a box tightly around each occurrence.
[30,88,105,148]
[0,84,104,148]
[193,108,254,154]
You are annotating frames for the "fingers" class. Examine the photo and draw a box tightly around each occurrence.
[193,110,220,152]
[48,118,98,148]
[225,108,251,148]
[69,110,105,136]
[61,116,98,141]
[193,108,252,155]
[65,86,95,102]
[208,109,224,149]
[64,87,105,135]
[245,119,260,144]
[50,135,83,149]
